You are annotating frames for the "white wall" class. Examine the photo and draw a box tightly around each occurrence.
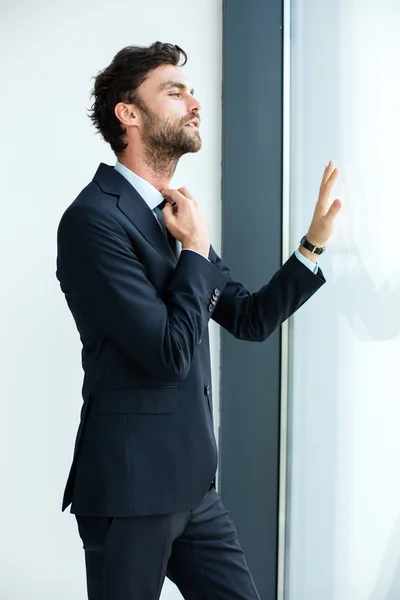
[0,2,222,598]
[285,0,400,598]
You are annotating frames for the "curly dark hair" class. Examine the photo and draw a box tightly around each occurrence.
[89,42,188,155]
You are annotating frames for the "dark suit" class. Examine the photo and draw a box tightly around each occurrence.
[56,164,324,598]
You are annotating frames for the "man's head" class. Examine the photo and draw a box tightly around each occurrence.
[90,42,202,164]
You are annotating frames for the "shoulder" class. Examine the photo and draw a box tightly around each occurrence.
[57,180,124,234]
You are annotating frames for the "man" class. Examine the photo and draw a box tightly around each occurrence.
[56,42,341,600]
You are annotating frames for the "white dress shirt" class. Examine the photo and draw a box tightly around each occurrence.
[114,162,318,273]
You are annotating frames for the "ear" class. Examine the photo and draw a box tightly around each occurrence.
[114,102,139,127]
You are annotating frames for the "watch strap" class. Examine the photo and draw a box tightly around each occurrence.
[300,235,325,255]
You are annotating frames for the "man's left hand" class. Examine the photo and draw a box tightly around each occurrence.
[299,160,342,262]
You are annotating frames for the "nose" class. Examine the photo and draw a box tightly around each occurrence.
[188,94,202,114]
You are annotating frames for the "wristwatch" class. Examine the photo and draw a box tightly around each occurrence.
[300,235,326,255]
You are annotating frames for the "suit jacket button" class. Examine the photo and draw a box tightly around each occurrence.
[208,303,213,312]
[213,288,220,297]
[211,298,217,306]
[205,385,210,395]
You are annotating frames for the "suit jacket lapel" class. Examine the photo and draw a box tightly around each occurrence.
[93,163,177,268]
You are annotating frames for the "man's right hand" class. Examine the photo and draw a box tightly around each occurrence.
[160,187,210,259]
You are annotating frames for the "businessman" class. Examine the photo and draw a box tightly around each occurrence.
[56,42,341,600]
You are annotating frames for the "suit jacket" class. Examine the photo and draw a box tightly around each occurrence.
[56,163,325,517]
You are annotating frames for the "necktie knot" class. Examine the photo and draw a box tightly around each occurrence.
[157,199,167,210]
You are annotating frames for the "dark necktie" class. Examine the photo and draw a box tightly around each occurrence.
[154,203,178,258]
[153,204,168,238]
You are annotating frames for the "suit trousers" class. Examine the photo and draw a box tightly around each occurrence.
[76,488,261,600]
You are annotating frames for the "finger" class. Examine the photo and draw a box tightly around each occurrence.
[321,164,330,186]
[161,201,175,224]
[160,188,187,207]
[324,198,342,223]
[159,198,177,211]
[322,160,336,185]
[320,167,339,195]
[316,168,340,215]
[177,186,195,201]
[327,166,339,184]
[321,167,337,192]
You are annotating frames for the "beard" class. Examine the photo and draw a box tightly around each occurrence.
[137,100,202,175]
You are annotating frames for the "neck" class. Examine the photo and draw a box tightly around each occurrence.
[118,151,178,191]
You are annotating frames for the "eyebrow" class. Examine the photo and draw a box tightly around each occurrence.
[160,81,195,95]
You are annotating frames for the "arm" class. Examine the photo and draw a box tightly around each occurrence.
[209,160,342,341]
[209,248,325,341]
[57,205,228,382]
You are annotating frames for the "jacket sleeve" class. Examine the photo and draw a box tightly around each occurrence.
[209,246,325,341]
[56,206,228,382]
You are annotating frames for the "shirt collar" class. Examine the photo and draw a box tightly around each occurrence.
[114,161,164,211]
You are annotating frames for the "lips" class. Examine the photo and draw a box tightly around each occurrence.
[185,118,200,128]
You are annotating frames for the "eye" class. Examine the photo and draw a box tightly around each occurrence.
[169,93,182,98]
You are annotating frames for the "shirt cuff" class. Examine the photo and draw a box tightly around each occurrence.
[295,249,318,274]
[181,248,210,262]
